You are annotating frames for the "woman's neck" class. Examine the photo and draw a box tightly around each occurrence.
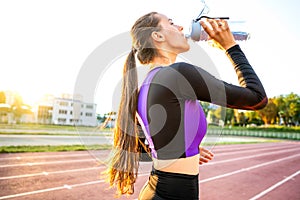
[150,50,177,68]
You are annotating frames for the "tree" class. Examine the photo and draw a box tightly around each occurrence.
[285,93,300,125]
[214,106,225,120]
[245,111,263,125]
[274,93,300,125]
[12,93,24,123]
[200,101,211,116]
[213,106,235,126]
[258,98,278,125]
[0,91,6,104]
[274,95,289,125]
[238,112,247,126]
[224,108,234,125]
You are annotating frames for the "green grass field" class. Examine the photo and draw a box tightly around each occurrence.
[0,144,112,153]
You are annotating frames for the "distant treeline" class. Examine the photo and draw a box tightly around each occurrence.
[200,92,299,127]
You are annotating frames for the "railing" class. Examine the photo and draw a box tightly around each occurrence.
[206,129,300,140]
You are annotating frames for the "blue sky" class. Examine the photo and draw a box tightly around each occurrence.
[0,0,299,114]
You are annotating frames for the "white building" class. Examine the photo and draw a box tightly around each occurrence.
[37,94,97,126]
[0,103,13,124]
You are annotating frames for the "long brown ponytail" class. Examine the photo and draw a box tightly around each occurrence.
[105,12,161,196]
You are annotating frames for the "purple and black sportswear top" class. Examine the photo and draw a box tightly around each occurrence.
[137,45,267,160]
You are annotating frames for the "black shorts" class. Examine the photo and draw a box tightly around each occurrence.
[138,168,199,200]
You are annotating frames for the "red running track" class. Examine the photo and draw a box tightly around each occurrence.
[0,141,299,200]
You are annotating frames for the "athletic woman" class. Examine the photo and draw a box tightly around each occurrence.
[105,11,267,200]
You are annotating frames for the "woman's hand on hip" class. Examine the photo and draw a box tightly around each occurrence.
[199,146,214,165]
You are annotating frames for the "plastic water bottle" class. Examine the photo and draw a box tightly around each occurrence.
[185,19,250,42]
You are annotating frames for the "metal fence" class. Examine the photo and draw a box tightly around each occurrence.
[207,129,300,140]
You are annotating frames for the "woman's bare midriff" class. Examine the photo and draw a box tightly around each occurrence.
[152,154,200,175]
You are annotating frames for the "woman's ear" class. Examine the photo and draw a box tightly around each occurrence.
[151,31,165,42]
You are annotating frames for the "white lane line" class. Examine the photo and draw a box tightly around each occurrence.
[0,158,98,168]
[0,173,150,199]
[205,147,300,166]
[64,184,72,189]
[214,145,299,156]
[0,166,103,180]
[0,152,107,161]
[249,170,300,200]
[211,143,294,152]
[199,154,300,183]
[42,172,49,176]
[0,185,67,200]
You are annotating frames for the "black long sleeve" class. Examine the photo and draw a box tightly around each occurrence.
[174,44,268,110]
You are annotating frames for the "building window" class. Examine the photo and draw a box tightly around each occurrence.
[59,110,67,115]
[58,118,66,123]
[59,101,69,106]
[70,119,80,123]
[86,104,94,109]
[85,113,93,117]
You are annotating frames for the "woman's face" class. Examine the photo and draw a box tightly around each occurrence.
[156,13,190,54]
